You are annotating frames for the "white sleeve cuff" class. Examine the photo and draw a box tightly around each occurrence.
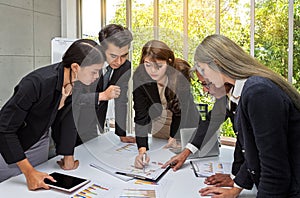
[233,182,243,189]
[230,174,235,180]
[185,143,198,154]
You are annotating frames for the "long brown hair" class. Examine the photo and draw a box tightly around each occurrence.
[138,40,186,113]
[194,34,300,110]
[173,58,191,82]
[139,40,175,67]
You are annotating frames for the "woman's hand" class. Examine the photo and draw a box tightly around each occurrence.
[17,158,55,190]
[25,169,55,190]
[199,186,242,198]
[57,155,79,170]
[134,149,150,169]
[204,173,234,187]
[164,137,181,149]
[162,148,191,171]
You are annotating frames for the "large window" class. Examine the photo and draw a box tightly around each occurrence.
[220,0,250,51]
[188,0,216,60]
[107,0,127,24]
[81,0,300,137]
[81,0,101,39]
[255,0,289,81]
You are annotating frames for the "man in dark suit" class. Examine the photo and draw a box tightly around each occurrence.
[76,24,135,144]
[163,68,244,187]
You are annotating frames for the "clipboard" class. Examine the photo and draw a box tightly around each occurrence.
[116,165,171,182]
[190,161,200,177]
[190,161,231,177]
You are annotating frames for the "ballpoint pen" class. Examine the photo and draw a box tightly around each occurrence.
[142,153,146,173]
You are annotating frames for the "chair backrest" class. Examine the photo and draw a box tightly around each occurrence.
[196,103,208,121]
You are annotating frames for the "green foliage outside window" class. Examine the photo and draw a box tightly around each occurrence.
[106,0,300,138]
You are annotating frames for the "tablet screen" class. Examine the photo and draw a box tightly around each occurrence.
[45,172,90,192]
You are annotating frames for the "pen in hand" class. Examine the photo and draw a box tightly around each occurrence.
[142,153,146,173]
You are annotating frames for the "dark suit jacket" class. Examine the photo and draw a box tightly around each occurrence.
[0,63,76,164]
[133,65,200,150]
[74,60,131,144]
[229,101,244,176]
[51,95,77,156]
[96,60,131,136]
[190,96,244,175]
[234,76,300,197]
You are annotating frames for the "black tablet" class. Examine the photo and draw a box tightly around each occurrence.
[44,172,90,192]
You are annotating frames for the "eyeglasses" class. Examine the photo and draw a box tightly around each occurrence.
[199,80,212,89]
[195,64,205,76]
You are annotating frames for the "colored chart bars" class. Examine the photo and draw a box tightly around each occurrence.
[72,183,110,198]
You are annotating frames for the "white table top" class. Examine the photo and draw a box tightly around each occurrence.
[0,132,257,197]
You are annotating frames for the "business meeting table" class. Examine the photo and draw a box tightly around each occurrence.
[0,131,257,197]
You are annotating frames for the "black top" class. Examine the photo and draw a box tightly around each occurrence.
[133,65,200,150]
[51,95,77,156]
[0,63,71,164]
[189,96,243,175]
[234,76,300,197]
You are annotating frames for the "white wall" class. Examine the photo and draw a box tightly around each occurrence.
[0,0,61,107]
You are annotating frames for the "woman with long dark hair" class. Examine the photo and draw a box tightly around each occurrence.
[0,39,105,190]
[133,40,199,168]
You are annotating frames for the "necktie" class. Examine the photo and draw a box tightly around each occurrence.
[103,66,112,90]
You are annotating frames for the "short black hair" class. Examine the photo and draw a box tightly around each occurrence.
[98,24,133,50]
[62,39,105,68]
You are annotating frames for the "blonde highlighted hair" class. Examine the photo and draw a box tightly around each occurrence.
[194,34,300,110]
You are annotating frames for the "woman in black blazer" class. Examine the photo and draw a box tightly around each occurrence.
[0,39,105,190]
[133,40,199,168]
[196,34,300,197]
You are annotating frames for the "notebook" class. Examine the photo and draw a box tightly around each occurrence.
[173,128,220,159]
